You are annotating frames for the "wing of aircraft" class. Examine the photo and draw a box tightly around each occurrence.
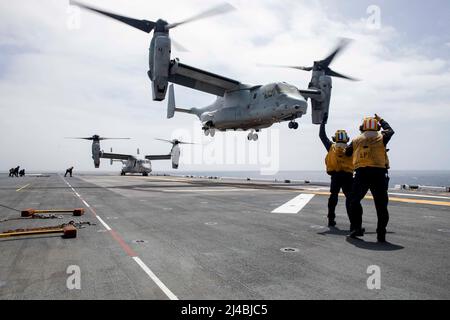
[145,144,178,169]
[298,89,323,100]
[168,59,243,96]
[100,152,136,161]
[145,154,171,160]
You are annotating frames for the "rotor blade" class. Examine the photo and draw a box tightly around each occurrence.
[326,68,359,81]
[65,137,94,140]
[292,66,314,71]
[155,138,196,145]
[100,138,131,140]
[155,138,174,144]
[258,63,313,71]
[172,39,189,52]
[70,0,156,33]
[320,38,352,68]
[165,2,236,30]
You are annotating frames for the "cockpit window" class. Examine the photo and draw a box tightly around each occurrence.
[263,84,276,99]
[277,83,298,94]
[275,84,282,94]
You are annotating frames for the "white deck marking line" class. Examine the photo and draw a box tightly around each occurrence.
[95,215,112,231]
[60,175,177,300]
[60,176,111,230]
[16,184,31,192]
[271,193,315,214]
[133,257,178,300]
[388,192,450,200]
[79,199,111,230]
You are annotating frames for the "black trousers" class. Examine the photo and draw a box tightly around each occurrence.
[349,167,390,235]
[328,171,353,221]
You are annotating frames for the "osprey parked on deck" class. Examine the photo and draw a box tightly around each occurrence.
[66,135,192,176]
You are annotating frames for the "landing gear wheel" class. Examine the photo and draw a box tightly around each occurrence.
[289,121,299,130]
[143,172,148,176]
[247,131,259,141]
[210,129,216,137]
[204,129,210,136]
[120,171,125,176]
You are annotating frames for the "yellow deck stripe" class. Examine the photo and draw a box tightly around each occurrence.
[386,197,450,207]
[129,177,450,207]
[16,184,31,192]
[308,191,450,207]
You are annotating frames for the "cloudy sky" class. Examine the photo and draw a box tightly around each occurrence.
[0,0,449,174]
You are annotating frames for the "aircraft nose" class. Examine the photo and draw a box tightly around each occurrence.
[287,96,307,110]
[275,94,307,115]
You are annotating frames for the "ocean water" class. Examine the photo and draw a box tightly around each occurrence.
[172,170,450,188]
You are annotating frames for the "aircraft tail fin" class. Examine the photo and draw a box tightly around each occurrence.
[167,84,196,119]
[167,84,176,118]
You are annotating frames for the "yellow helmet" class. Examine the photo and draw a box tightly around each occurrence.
[332,130,350,143]
[361,117,380,132]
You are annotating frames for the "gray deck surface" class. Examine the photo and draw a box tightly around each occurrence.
[0,173,449,300]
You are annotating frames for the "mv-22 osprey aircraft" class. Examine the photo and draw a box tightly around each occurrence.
[72,1,357,141]
[68,135,191,176]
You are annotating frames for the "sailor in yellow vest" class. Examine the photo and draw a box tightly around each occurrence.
[320,113,354,227]
[345,114,395,242]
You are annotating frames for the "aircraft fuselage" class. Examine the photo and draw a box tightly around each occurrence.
[199,82,308,131]
[121,159,152,175]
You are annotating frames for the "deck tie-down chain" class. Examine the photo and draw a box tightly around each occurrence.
[70,220,97,229]
[0,220,97,239]
[1,214,61,223]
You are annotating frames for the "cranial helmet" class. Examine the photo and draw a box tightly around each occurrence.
[360,117,380,132]
[332,130,350,143]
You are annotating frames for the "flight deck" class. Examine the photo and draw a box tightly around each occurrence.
[0,173,449,300]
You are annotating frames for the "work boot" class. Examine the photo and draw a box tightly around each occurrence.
[377,233,386,243]
[328,219,336,227]
[349,228,365,239]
